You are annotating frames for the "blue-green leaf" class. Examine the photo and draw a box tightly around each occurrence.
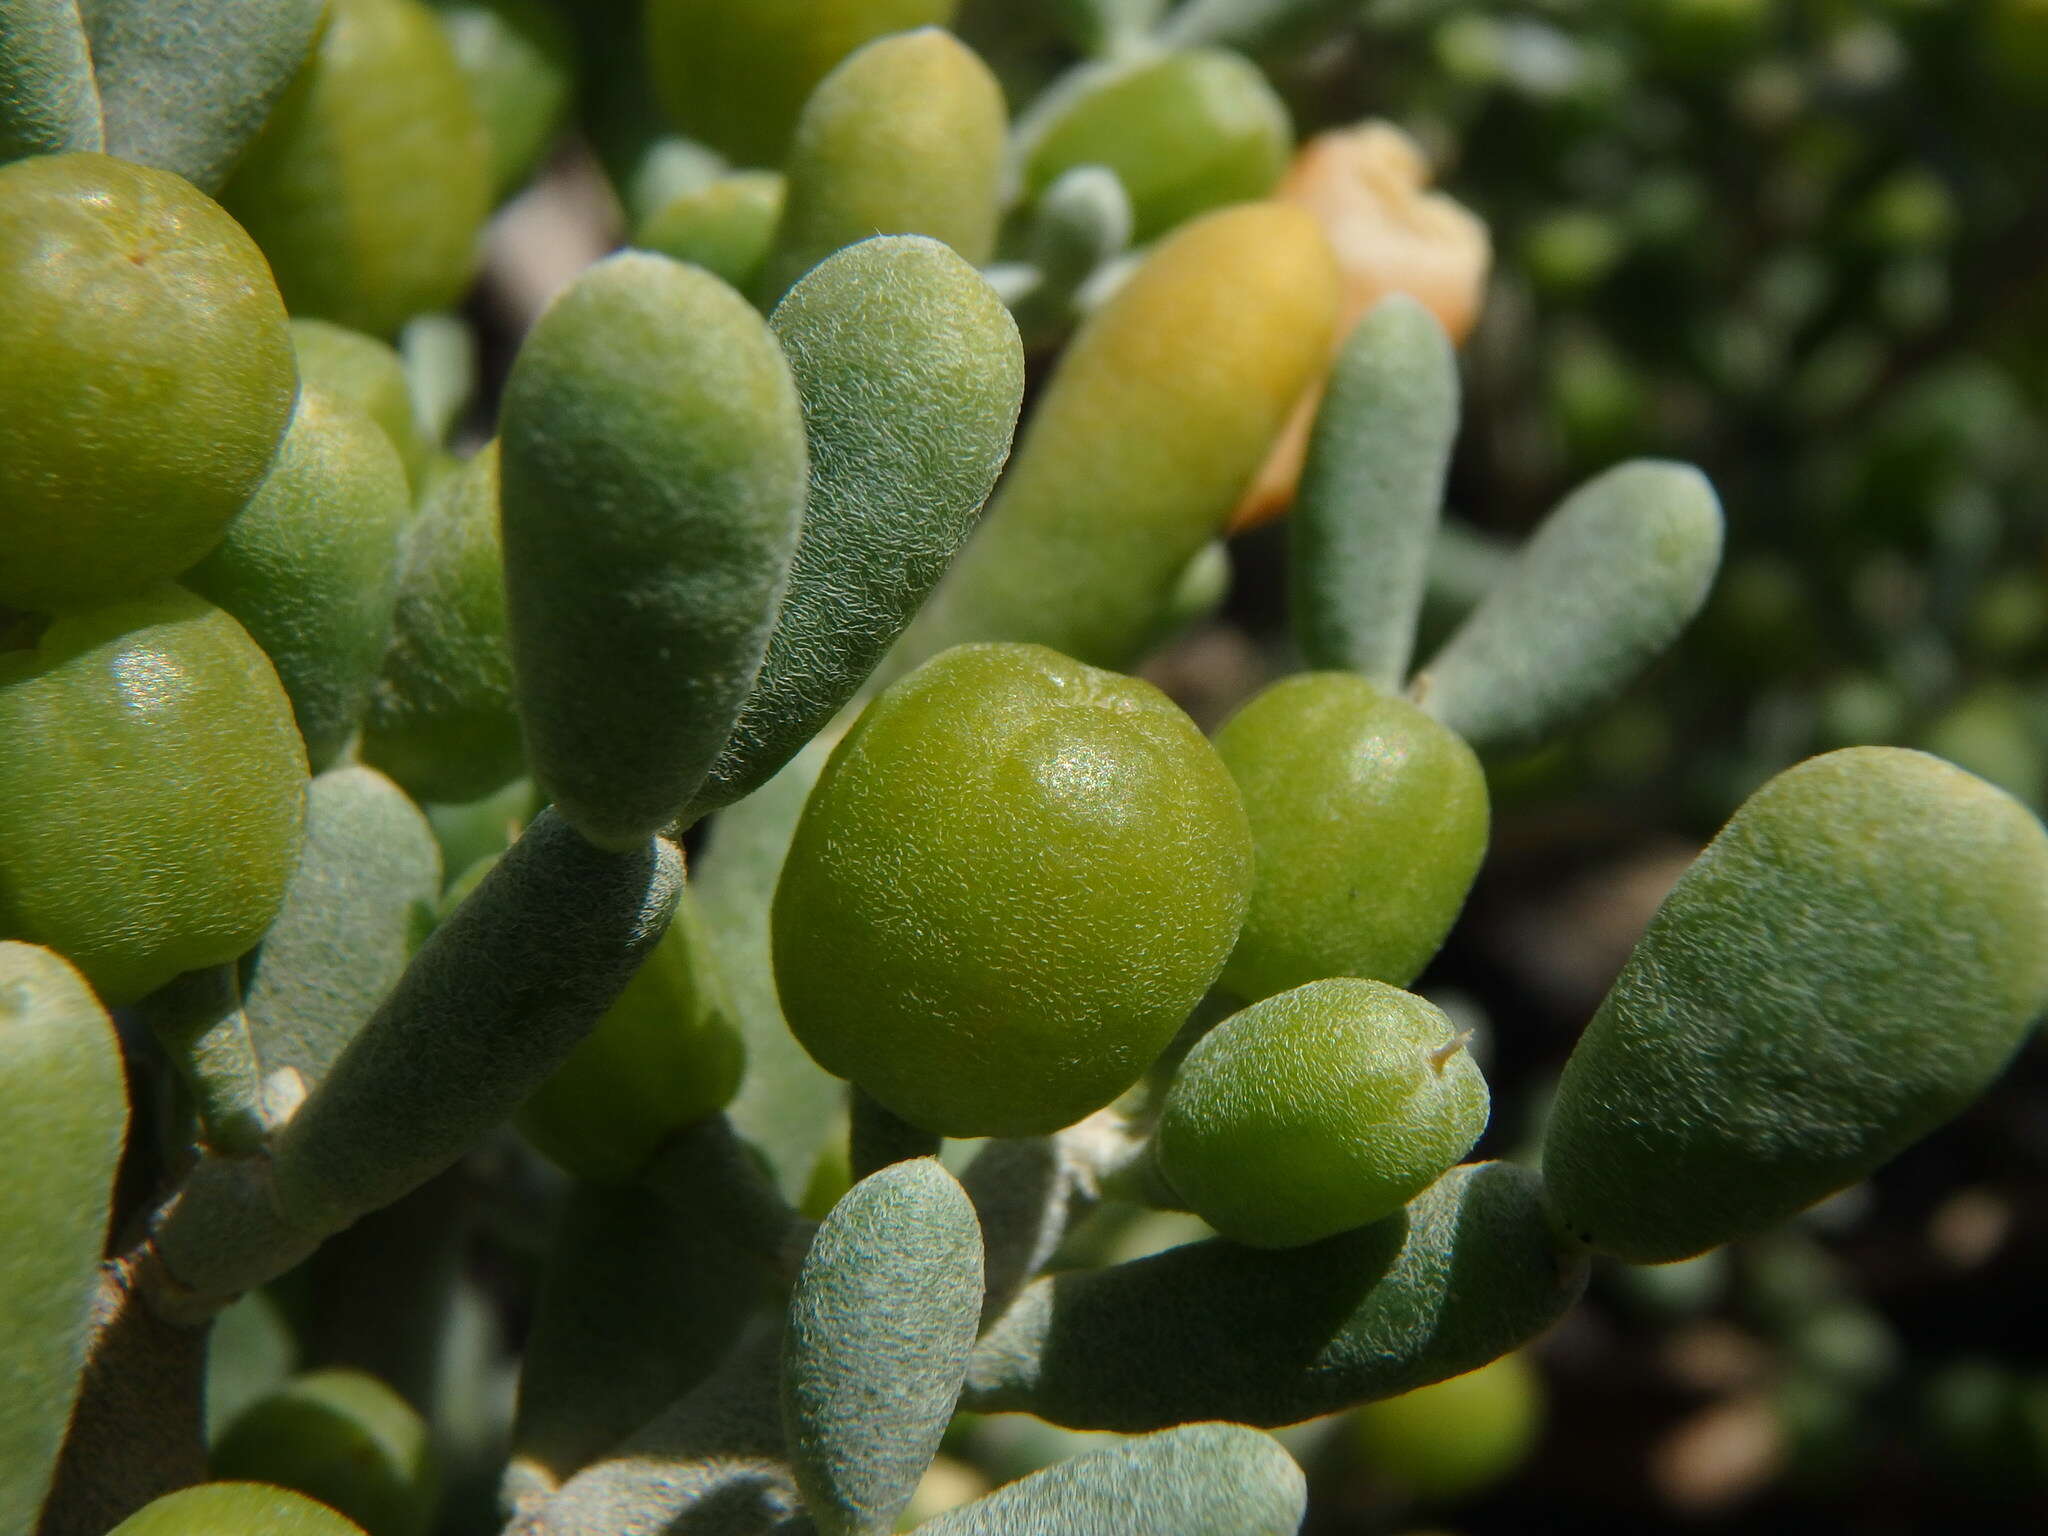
[920,1422,1304,1536]
[242,766,442,1093]
[82,0,326,192]
[963,1161,1585,1430]
[784,1158,984,1536]
[1416,460,1723,754]
[0,0,103,163]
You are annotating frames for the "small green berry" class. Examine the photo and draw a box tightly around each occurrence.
[1157,979,1489,1248]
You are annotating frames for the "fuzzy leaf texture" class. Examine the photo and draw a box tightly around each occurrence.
[919,1423,1306,1536]
[1417,459,1723,754]
[262,808,683,1236]
[785,1158,985,1536]
[690,235,1023,816]
[81,0,326,192]
[964,1160,1586,1429]
[1289,294,1459,687]
[1543,747,2048,1263]
[239,765,442,1093]
[0,0,102,163]
[499,250,808,848]
[757,27,1005,304]
[0,944,126,1535]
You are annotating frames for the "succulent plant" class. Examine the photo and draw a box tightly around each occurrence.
[3,4,2045,1535]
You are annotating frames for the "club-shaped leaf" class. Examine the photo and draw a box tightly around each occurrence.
[963,1161,1585,1430]
[899,202,1337,671]
[499,251,808,849]
[1416,460,1723,754]
[757,28,1005,304]
[1290,295,1458,687]
[1545,747,2048,1263]
[254,809,681,1244]
[689,236,1023,817]
[82,0,325,192]
[109,1483,366,1535]
[0,0,102,163]
[919,1422,1305,1536]
[784,1158,984,1536]
[241,765,442,1092]
[0,943,126,1534]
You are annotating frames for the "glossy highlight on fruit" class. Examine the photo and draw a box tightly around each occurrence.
[1158,979,1489,1248]
[1544,747,2048,1263]
[773,643,1253,1137]
[0,151,295,613]
[1216,672,1488,1001]
[0,586,307,1006]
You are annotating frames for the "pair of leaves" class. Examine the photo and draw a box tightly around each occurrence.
[785,1158,1305,1536]
[0,1,323,188]
[1292,295,1725,756]
[498,233,1024,850]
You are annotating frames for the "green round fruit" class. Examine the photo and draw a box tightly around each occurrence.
[518,890,746,1184]
[1544,747,2048,1263]
[290,319,433,490]
[222,0,490,337]
[773,642,1252,1137]
[211,1369,438,1536]
[1215,673,1489,1002]
[0,587,307,1006]
[0,152,296,613]
[1348,1350,1543,1502]
[1021,48,1291,243]
[184,385,411,771]
[1156,979,1489,1248]
[111,1483,366,1535]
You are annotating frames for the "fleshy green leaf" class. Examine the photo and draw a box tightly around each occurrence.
[784,1158,984,1536]
[689,235,1023,816]
[963,1161,1586,1430]
[83,0,324,192]
[0,943,126,1534]
[898,203,1337,671]
[241,765,442,1093]
[1289,295,1458,688]
[757,28,1006,304]
[919,1422,1305,1536]
[1544,747,2048,1263]
[1416,460,1723,754]
[499,251,808,849]
[0,0,103,163]
[261,809,683,1239]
